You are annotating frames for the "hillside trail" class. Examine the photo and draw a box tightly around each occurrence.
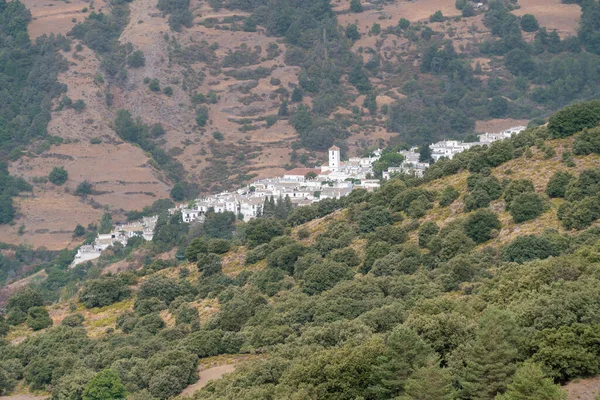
[179,363,236,396]
[564,376,600,400]
[0,396,49,400]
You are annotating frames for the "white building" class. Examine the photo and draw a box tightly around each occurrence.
[72,216,157,267]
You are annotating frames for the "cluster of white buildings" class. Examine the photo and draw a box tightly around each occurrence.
[429,126,526,162]
[172,146,383,223]
[70,126,526,266]
[383,126,526,179]
[71,216,158,267]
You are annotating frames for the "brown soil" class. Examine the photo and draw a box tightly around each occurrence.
[564,376,600,400]
[180,364,237,396]
[0,396,49,400]
[475,118,530,133]
[23,0,107,39]
[512,0,581,37]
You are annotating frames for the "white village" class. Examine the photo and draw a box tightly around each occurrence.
[72,126,526,266]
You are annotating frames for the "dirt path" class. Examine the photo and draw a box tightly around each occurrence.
[564,376,600,400]
[0,395,49,400]
[180,364,236,396]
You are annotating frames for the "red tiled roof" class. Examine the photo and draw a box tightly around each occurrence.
[329,145,340,151]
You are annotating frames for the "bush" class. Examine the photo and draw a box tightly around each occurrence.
[127,50,146,67]
[74,224,86,237]
[149,79,160,92]
[510,193,547,223]
[197,253,222,276]
[502,235,559,263]
[464,209,501,243]
[163,86,173,96]
[504,179,535,209]
[83,369,126,400]
[418,221,439,248]
[520,14,539,32]
[139,276,186,305]
[245,218,284,248]
[185,238,208,262]
[26,306,53,331]
[573,127,600,155]
[207,238,230,254]
[350,0,363,13]
[302,260,353,295]
[429,10,444,22]
[48,166,68,185]
[546,171,573,198]
[62,313,85,327]
[75,181,93,197]
[80,277,131,308]
[548,100,600,138]
[7,287,44,313]
[358,206,394,233]
[439,186,459,207]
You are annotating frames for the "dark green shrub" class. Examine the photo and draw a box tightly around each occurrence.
[546,171,573,198]
[464,209,502,243]
[502,235,560,263]
[548,100,600,138]
[26,306,53,331]
[439,186,459,207]
[48,166,68,186]
[510,193,547,223]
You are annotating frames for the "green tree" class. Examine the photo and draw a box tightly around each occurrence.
[496,362,567,400]
[185,237,208,262]
[520,14,539,32]
[197,253,222,276]
[75,181,93,197]
[546,171,573,198]
[83,369,126,400]
[126,50,145,67]
[504,179,535,208]
[456,309,521,399]
[418,221,439,248]
[439,186,459,207]
[73,224,86,237]
[430,10,444,22]
[48,166,68,186]
[7,287,44,313]
[345,24,360,41]
[80,277,131,308]
[510,193,546,223]
[358,206,394,233]
[245,218,284,248]
[400,357,456,400]
[350,0,363,13]
[464,209,501,243]
[302,260,353,295]
[0,196,15,224]
[26,306,52,331]
[548,100,600,138]
[489,96,509,118]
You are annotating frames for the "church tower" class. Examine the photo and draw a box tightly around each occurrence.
[329,145,340,170]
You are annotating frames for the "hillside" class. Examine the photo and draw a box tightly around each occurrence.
[1,101,600,399]
[3,0,600,249]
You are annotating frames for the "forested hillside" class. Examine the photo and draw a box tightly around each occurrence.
[1,101,600,399]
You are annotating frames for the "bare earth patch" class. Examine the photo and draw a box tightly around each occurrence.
[564,376,600,400]
[512,0,581,37]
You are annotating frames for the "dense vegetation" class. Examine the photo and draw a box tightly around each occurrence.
[0,0,68,224]
[1,102,600,399]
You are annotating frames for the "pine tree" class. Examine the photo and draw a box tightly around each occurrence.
[275,196,288,219]
[400,357,456,400]
[457,308,522,399]
[496,362,566,400]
